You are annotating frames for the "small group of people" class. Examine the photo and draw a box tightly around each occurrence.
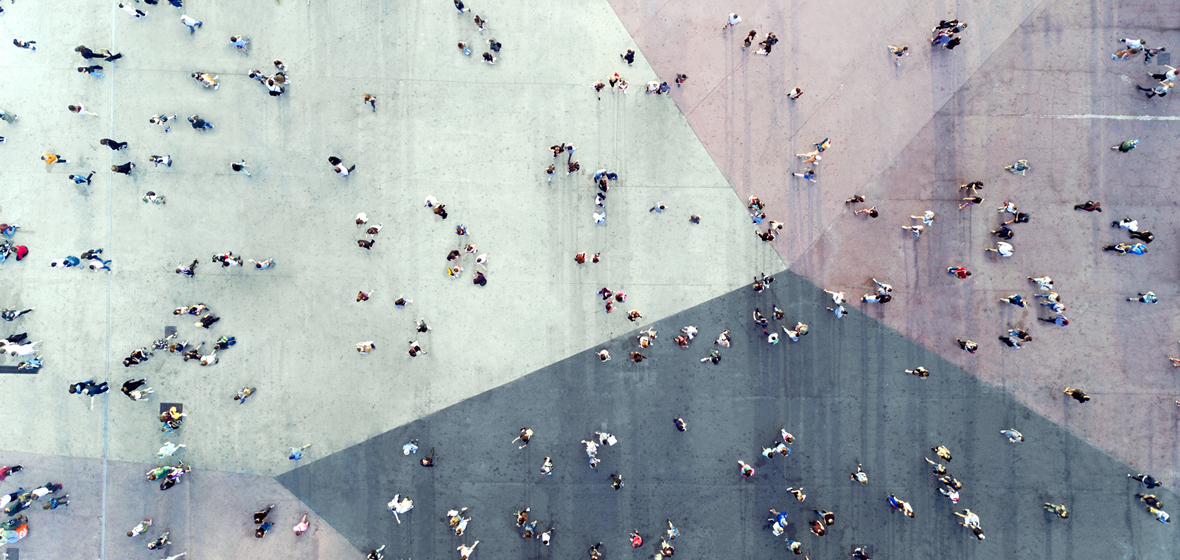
[1,327,40,359]
[251,504,310,538]
[144,461,189,491]
[1129,473,1170,523]
[791,137,831,184]
[127,517,177,553]
[0,223,30,263]
[751,196,788,241]
[980,198,1027,257]
[512,507,552,541]
[579,430,618,470]
[1105,216,1152,255]
[452,8,501,66]
[0,477,67,517]
[49,247,113,271]
[249,59,291,97]
[628,526,676,557]
[722,13,779,56]
[929,19,967,50]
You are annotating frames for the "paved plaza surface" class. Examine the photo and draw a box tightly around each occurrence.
[0,0,1176,557]
[282,273,1180,559]
[614,0,1180,483]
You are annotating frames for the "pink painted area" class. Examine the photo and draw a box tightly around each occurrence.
[609,0,1180,480]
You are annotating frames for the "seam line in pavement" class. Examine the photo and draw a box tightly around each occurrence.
[681,51,746,120]
[100,6,116,560]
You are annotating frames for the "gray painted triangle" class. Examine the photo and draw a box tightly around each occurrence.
[279,270,1178,559]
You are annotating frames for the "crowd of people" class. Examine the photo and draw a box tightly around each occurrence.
[0,1,1174,558]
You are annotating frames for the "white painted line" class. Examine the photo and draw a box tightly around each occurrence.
[1022,114,1180,121]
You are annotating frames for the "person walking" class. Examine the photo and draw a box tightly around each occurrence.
[127,518,153,537]
[188,115,213,129]
[121,379,148,399]
[0,466,22,484]
[889,45,908,65]
[1136,80,1172,98]
[1112,139,1139,152]
[288,444,312,460]
[68,172,95,185]
[157,442,185,458]
[68,104,97,116]
[985,241,1014,256]
[99,137,128,150]
[1064,387,1090,403]
[887,494,914,517]
[42,494,68,509]
[118,3,147,17]
[69,380,108,396]
[1137,494,1165,512]
[329,156,355,176]
[1044,502,1069,518]
[911,210,935,225]
[1129,291,1158,303]
[854,206,879,218]
[1148,63,1179,82]
[738,460,754,478]
[722,13,742,31]
[176,259,198,276]
[948,266,971,278]
[408,340,426,356]
[1001,294,1027,307]
[75,45,122,61]
[230,35,250,53]
[180,15,202,33]
[150,114,177,132]
[742,30,759,50]
[1130,473,1163,488]
[293,513,310,536]
[457,541,479,559]
[1005,159,1031,174]
[513,427,533,449]
[959,196,984,209]
[1033,311,1068,325]
[794,168,817,182]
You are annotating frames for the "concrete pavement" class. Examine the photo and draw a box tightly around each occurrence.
[282,272,1180,559]
[0,0,779,477]
[0,450,363,560]
[606,0,1180,480]
[788,0,1180,483]
[0,0,1177,557]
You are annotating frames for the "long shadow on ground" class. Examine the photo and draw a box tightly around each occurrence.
[278,270,1177,559]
